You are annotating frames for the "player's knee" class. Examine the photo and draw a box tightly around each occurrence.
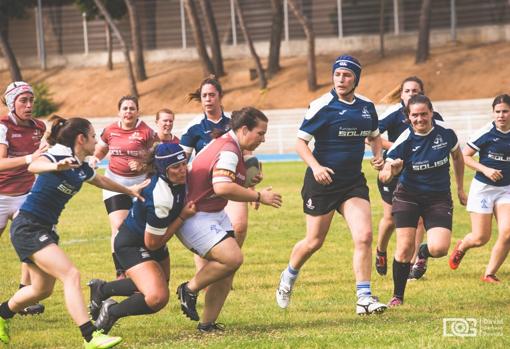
[428,244,448,258]
[32,284,54,300]
[305,238,324,253]
[226,251,244,272]
[145,289,169,311]
[63,266,81,286]
[394,247,413,263]
[471,234,490,247]
[354,231,373,247]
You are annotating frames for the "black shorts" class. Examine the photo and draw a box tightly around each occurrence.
[114,223,169,271]
[104,194,133,214]
[377,176,399,205]
[10,211,59,263]
[392,183,453,230]
[301,169,370,216]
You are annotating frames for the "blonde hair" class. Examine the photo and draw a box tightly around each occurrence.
[380,76,424,104]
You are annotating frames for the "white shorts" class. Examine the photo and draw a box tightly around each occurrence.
[466,178,510,214]
[0,193,28,229]
[102,168,147,201]
[177,210,233,257]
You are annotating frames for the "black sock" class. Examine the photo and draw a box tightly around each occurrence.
[112,253,124,276]
[79,321,97,342]
[0,302,16,319]
[102,278,139,298]
[19,284,26,289]
[392,259,411,300]
[418,243,431,259]
[109,293,156,319]
[377,249,387,256]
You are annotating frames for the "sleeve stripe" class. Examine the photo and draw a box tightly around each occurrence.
[467,141,480,151]
[451,142,459,152]
[146,224,166,236]
[212,176,234,184]
[86,170,97,182]
[297,130,313,141]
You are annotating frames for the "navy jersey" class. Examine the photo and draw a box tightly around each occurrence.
[379,102,444,143]
[467,121,510,187]
[123,174,185,237]
[387,120,459,192]
[180,112,231,155]
[297,90,379,185]
[20,144,96,224]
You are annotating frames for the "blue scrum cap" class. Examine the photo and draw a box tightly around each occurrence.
[332,55,362,87]
[154,143,187,178]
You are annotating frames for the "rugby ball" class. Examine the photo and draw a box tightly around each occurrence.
[244,155,261,187]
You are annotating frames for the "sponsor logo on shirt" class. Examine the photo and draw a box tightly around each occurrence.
[488,152,510,162]
[338,128,371,137]
[11,133,22,138]
[361,106,371,119]
[412,156,448,171]
[432,134,447,150]
[129,131,143,141]
[338,110,347,116]
[412,146,421,152]
[57,180,79,196]
[39,234,49,242]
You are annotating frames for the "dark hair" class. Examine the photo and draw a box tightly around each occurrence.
[117,95,139,110]
[46,115,92,150]
[186,75,223,103]
[380,76,425,104]
[231,107,268,131]
[404,94,433,121]
[492,94,510,110]
[156,108,174,121]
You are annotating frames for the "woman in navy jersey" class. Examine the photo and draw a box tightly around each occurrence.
[90,96,155,278]
[449,94,510,283]
[374,76,444,279]
[379,94,466,306]
[0,82,47,316]
[0,115,147,347]
[276,55,387,316]
[87,143,196,335]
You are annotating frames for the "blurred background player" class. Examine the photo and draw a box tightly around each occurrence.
[0,81,47,316]
[155,108,179,144]
[379,95,466,306]
[275,55,387,315]
[374,76,444,279]
[449,94,510,283]
[89,96,155,279]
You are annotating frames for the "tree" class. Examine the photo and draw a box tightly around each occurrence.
[379,0,386,57]
[267,0,283,78]
[124,0,147,81]
[199,0,225,77]
[75,0,126,70]
[93,0,138,97]
[184,0,215,76]
[416,0,433,63]
[0,0,34,81]
[288,0,317,91]
[234,0,267,89]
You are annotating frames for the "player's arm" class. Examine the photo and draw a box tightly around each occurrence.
[296,137,334,185]
[379,158,403,184]
[144,201,196,251]
[28,155,79,173]
[0,142,48,172]
[462,146,502,182]
[89,174,149,202]
[451,146,467,205]
[367,133,384,170]
[89,143,109,168]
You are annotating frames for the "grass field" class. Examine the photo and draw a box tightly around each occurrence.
[0,161,508,348]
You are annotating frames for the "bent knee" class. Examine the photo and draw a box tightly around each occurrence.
[226,252,244,272]
[304,237,325,253]
[145,291,169,311]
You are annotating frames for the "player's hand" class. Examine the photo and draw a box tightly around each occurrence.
[312,165,334,185]
[128,160,145,172]
[128,178,150,202]
[55,157,80,171]
[88,156,100,169]
[181,201,197,219]
[31,144,49,161]
[390,159,404,176]
[370,156,384,170]
[482,167,503,182]
[457,189,468,206]
[259,186,282,208]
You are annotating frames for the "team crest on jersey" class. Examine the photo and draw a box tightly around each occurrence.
[361,106,371,119]
[129,131,143,141]
[306,198,315,210]
[432,134,447,150]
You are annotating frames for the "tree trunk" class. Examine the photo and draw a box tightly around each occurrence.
[105,20,113,70]
[124,0,147,81]
[184,0,215,76]
[0,16,22,81]
[379,0,386,58]
[48,5,64,55]
[142,0,156,50]
[199,0,225,77]
[288,0,317,91]
[94,0,138,97]
[234,0,267,89]
[267,0,283,78]
[416,0,433,64]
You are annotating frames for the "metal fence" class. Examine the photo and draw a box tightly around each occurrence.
[3,0,510,60]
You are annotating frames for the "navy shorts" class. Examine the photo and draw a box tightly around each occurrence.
[301,169,370,216]
[10,211,59,263]
[377,176,399,205]
[114,223,169,271]
[392,183,453,230]
[104,194,133,214]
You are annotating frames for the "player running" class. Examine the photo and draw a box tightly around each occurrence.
[379,95,466,306]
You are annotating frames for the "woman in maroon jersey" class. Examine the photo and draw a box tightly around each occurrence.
[89,96,156,278]
[0,82,47,315]
[155,108,179,144]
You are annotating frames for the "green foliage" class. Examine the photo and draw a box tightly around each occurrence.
[0,163,508,348]
[32,82,58,118]
[75,0,127,21]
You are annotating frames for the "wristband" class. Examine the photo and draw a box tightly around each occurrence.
[178,215,185,222]
[256,191,261,203]
[25,154,33,165]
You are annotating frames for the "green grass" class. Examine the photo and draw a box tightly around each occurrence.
[0,162,508,348]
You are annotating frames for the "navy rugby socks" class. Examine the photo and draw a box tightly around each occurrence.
[392,259,411,300]
[101,278,139,298]
[79,321,97,342]
[0,302,15,319]
[109,293,155,319]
